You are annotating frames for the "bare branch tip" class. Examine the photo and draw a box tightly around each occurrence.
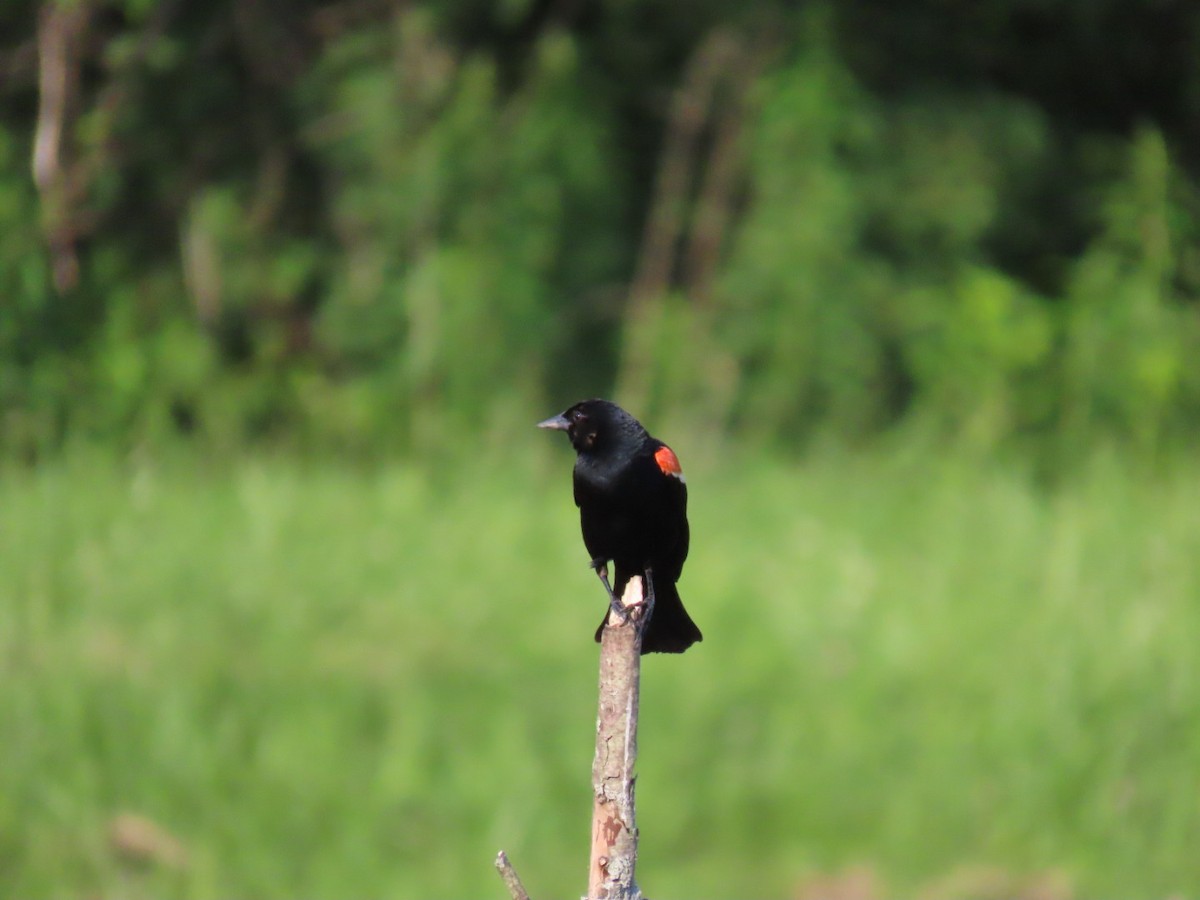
[495,849,532,900]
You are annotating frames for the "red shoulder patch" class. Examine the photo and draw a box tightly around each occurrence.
[654,445,685,480]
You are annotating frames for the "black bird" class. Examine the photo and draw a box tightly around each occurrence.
[538,399,702,654]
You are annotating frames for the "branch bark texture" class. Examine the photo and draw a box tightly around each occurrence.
[495,575,653,900]
[495,850,532,900]
[588,575,651,900]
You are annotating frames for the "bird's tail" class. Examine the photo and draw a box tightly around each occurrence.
[595,570,702,654]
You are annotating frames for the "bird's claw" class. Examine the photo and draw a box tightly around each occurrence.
[592,560,656,629]
[590,557,622,610]
[610,567,657,629]
[608,593,633,625]
[640,567,656,627]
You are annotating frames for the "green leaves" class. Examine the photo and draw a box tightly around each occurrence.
[1060,128,1199,455]
[3,2,1200,462]
[301,10,625,450]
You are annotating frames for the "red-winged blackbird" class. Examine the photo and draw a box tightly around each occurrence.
[538,399,702,654]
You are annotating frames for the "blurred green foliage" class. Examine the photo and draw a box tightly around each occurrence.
[1,0,1198,460]
[3,450,1199,897]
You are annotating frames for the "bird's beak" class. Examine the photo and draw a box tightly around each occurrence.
[537,413,571,431]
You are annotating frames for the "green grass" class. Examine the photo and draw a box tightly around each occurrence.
[2,444,1199,899]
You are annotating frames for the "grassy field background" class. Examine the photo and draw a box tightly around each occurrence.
[3,441,1199,899]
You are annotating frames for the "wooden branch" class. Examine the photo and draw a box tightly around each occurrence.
[683,39,760,310]
[33,1,91,292]
[625,30,741,313]
[588,574,653,900]
[494,850,532,900]
[616,28,744,412]
[495,574,655,900]
[32,0,180,293]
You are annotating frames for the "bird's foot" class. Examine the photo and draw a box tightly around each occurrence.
[590,558,632,624]
[639,567,656,628]
[608,593,633,625]
[590,561,638,624]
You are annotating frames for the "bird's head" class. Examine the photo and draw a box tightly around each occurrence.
[537,399,643,456]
